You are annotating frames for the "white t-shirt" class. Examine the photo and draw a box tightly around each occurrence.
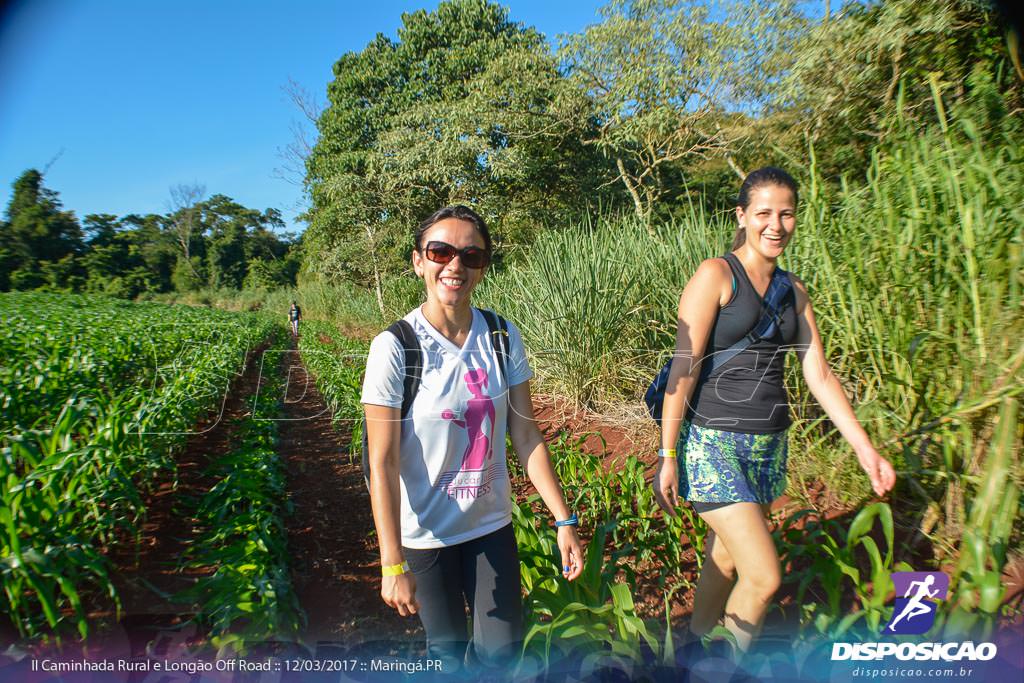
[361,307,533,548]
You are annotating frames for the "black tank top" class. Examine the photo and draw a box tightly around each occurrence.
[685,253,798,434]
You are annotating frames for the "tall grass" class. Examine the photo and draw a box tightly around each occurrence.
[782,101,1022,534]
[478,209,729,408]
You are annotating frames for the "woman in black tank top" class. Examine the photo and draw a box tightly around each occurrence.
[652,167,896,656]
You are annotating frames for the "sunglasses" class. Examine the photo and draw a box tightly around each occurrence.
[422,240,491,269]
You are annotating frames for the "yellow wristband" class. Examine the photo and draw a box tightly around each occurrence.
[381,562,410,577]
[658,448,677,458]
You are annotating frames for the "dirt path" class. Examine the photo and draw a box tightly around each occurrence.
[276,342,422,649]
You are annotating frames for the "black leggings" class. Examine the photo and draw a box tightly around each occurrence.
[403,523,522,671]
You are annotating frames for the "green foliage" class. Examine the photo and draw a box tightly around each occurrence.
[513,498,662,676]
[0,171,299,298]
[305,0,615,299]
[172,255,206,292]
[180,327,304,652]
[0,170,84,291]
[940,397,1020,638]
[782,91,1023,520]
[770,0,1019,179]
[0,293,272,640]
[776,504,912,638]
[479,209,728,408]
[561,0,802,222]
[483,96,1022,530]
[195,196,297,292]
[296,320,369,455]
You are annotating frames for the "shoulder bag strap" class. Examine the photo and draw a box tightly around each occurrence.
[386,319,422,419]
[700,266,793,378]
[479,308,509,383]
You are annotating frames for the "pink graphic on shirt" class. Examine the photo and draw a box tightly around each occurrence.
[440,368,495,472]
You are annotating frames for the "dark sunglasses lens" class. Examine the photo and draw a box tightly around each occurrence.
[424,242,456,263]
[460,248,490,269]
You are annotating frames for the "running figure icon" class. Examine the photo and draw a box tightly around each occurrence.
[887,574,940,632]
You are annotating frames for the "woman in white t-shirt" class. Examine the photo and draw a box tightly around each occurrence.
[361,205,583,671]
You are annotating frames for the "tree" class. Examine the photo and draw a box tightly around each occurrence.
[0,168,294,296]
[306,0,614,310]
[167,182,206,281]
[770,0,1019,179]
[83,214,121,248]
[122,213,177,292]
[0,169,83,290]
[560,0,802,225]
[81,214,128,292]
[193,195,292,290]
[172,256,205,292]
[274,77,325,193]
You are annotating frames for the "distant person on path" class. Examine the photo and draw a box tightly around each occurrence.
[288,301,301,337]
[654,167,896,656]
[361,205,583,673]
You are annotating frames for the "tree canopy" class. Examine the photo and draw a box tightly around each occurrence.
[5,0,1017,306]
[305,0,616,311]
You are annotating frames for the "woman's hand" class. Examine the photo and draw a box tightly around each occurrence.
[654,457,680,516]
[857,446,896,496]
[557,526,584,581]
[381,573,420,617]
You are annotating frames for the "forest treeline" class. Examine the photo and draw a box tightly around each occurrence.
[0,170,300,298]
[1,0,1019,304]
[305,0,1021,312]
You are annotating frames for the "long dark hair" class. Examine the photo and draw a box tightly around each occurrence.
[414,205,492,255]
[731,167,799,250]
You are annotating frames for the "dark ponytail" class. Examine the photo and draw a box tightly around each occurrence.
[731,166,799,250]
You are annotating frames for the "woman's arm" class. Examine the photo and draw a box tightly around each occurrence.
[656,259,731,515]
[364,403,420,615]
[790,277,896,496]
[507,381,584,580]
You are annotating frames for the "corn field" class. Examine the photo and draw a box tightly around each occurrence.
[0,293,275,641]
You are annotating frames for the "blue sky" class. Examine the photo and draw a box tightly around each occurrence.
[0,0,607,234]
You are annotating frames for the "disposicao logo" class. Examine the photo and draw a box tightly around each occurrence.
[885,571,949,635]
[831,570,999,663]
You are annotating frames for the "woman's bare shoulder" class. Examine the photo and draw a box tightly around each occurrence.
[684,257,733,306]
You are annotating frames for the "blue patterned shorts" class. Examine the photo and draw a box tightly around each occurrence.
[677,421,788,504]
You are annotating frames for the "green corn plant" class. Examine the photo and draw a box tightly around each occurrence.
[0,292,268,436]
[296,320,368,458]
[776,504,911,638]
[940,397,1020,639]
[1,292,274,639]
[180,326,304,654]
[513,496,660,676]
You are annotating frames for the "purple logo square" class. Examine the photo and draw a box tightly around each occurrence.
[885,571,949,635]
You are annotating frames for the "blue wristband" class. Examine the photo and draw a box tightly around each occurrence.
[554,513,579,528]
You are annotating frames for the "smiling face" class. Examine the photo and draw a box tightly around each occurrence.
[735,184,797,259]
[412,217,488,309]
